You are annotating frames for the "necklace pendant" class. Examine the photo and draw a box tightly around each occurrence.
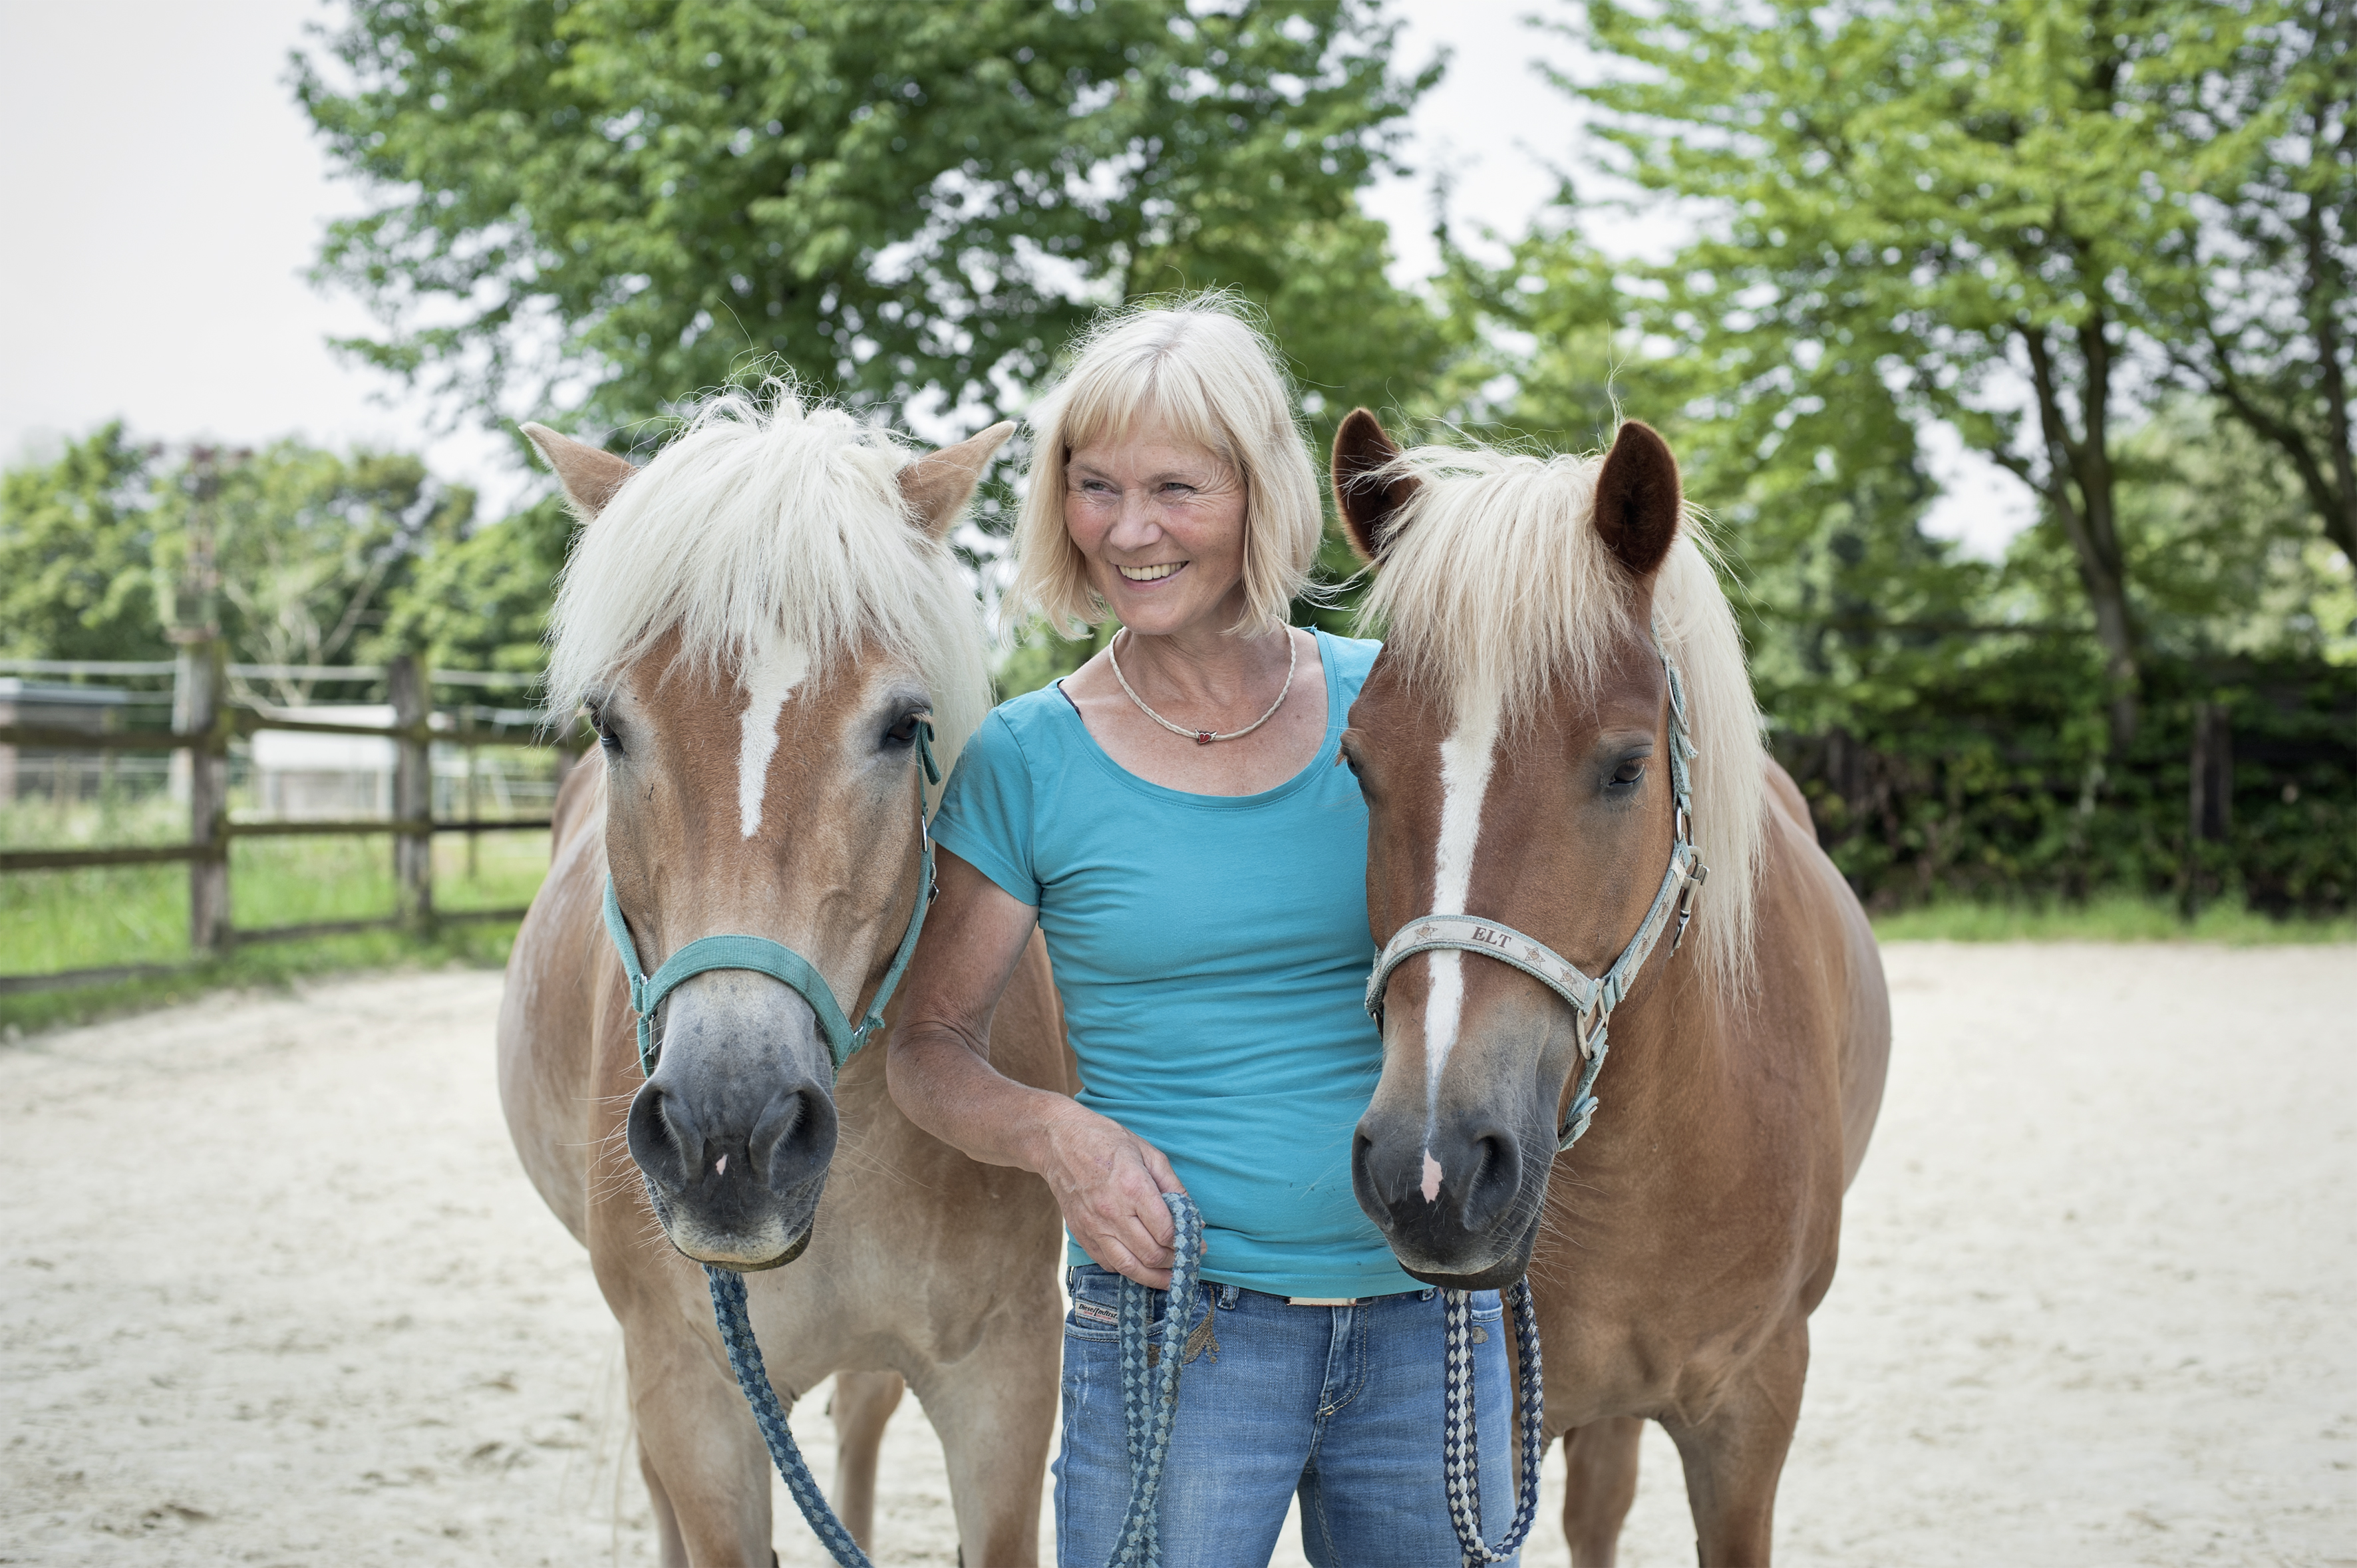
[1195,730,1215,746]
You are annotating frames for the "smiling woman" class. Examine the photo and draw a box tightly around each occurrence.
[885,297,1526,1567]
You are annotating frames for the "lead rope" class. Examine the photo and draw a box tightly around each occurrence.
[705,1191,1204,1568]
[1440,1279,1547,1565]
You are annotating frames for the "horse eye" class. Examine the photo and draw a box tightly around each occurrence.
[1609,759,1645,788]
[587,705,623,754]
[885,712,925,746]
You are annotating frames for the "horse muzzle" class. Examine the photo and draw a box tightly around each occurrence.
[625,972,840,1269]
[1350,1104,1553,1292]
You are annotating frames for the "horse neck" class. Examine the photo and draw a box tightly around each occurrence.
[1566,949,1748,1181]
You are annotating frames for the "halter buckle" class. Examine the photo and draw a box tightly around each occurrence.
[1670,861,1709,957]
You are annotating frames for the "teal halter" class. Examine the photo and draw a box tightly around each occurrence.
[601,720,942,1079]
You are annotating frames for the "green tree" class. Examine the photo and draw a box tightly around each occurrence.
[152,443,475,704]
[298,0,1442,440]
[2143,0,2357,571]
[0,425,172,663]
[378,493,574,675]
[1553,0,2267,748]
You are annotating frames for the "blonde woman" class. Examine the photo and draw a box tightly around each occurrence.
[887,299,1517,1566]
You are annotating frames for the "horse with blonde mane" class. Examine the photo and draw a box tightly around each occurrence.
[1329,411,1890,1566]
[498,391,1070,1565]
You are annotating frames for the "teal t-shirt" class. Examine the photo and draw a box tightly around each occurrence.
[931,629,1420,1300]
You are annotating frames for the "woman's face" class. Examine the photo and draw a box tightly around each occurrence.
[1064,424,1249,639]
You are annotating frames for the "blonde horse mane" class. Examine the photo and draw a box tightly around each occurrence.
[546,385,993,799]
[1354,439,1766,995]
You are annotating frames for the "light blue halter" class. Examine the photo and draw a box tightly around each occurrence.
[600,720,941,1079]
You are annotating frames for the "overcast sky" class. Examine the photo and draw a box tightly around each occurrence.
[0,0,2026,548]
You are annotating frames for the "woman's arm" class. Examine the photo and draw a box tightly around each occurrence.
[887,849,1189,1287]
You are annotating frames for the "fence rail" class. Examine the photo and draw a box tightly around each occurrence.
[1,645,573,995]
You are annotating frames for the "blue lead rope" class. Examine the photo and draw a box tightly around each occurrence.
[706,1190,1205,1568]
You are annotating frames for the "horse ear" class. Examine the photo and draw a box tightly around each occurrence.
[899,421,1016,540]
[1592,420,1682,581]
[1331,408,1421,562]
[522,423,637,520]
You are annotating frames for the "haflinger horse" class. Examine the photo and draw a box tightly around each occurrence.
[498,391,1072,1567]
[1328,410,1890,1567]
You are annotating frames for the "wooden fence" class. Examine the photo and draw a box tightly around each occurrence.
[0,645,572,995]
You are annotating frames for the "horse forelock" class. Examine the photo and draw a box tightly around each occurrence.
[1353,441,1766,996]
[546,387,991,805]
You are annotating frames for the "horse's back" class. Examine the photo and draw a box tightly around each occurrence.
[1762,756,1890,1191]
[496,760,613,1245]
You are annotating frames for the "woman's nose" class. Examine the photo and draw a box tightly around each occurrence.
[1107,492,1165,548]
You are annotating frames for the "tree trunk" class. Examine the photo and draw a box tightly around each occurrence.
[2021,319,2141,751]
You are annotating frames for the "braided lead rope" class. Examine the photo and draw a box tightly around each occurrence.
[707,1265,878,1568]
[703,1189,1204,1568]
[1110,1191,1204,1568]
[1441,1278,1547,1566]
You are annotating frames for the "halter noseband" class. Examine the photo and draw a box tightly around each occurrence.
[601,720,942,1079]
[1363,644,1708,1152]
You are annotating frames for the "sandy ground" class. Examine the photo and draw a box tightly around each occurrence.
[1,943,2352,1567]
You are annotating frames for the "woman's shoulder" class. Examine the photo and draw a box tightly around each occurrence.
[1314,629,1383,699]
[966,682,1079,764]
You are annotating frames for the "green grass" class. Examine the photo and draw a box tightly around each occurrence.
[3,801,550,1034]
[1870,893,2357,944]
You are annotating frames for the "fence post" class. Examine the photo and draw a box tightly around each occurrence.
[182,638,232,957]
[389,655,433,931]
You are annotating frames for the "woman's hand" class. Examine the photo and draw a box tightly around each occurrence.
[1033,1102,1187,1289]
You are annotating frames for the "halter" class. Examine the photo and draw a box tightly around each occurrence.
[601,720,942,1079]
[1363,642,1708,1152]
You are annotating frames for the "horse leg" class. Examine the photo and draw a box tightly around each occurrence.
[828,1370,906,1549]
[1561,1415,1645,1567]
[625,1321,776,1567]
[639,1435,691,1568]
[1662,1321,1809,1567]
[917,1328,1057,1567]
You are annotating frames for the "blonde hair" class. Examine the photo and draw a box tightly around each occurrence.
[1007,296,1323,637]
[1354,439,1767,997]
[547,383,991,809]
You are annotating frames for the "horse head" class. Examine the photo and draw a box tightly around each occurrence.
[528,403,1005,1270]
[1329,409,1758,1290]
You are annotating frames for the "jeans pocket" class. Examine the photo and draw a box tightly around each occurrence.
[1065,1265,1160,1344]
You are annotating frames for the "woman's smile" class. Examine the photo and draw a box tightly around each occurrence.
[1116,561,1188,583]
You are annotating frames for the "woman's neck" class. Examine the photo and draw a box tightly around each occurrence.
[1113,618,1295,710]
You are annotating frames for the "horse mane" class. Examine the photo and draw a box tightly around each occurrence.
[1353,439,1766,996]
[546,385,992,802]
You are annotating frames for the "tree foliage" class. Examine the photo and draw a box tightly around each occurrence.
[0,432,478,695]
[1547,0,2274,746]
[299,0,1446,438]
[0,424,172,665]
[2143,0,2357,568]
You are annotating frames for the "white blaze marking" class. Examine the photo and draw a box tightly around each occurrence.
[1419,689,1502,1157]
[737,639,812,838]
[1420,1152,1444,1203]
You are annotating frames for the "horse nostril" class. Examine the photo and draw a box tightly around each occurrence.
[1457,1128,1523,1234]
[749,1083,837,1193]
[625,1081,701,1193]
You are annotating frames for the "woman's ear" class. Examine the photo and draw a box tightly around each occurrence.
[1331,408,1420,562]
[522,424,637,520]
[1591,420,1682,582]
[900,422,1017,539]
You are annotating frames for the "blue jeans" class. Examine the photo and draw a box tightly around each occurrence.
[1053,1264,1523,1568]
